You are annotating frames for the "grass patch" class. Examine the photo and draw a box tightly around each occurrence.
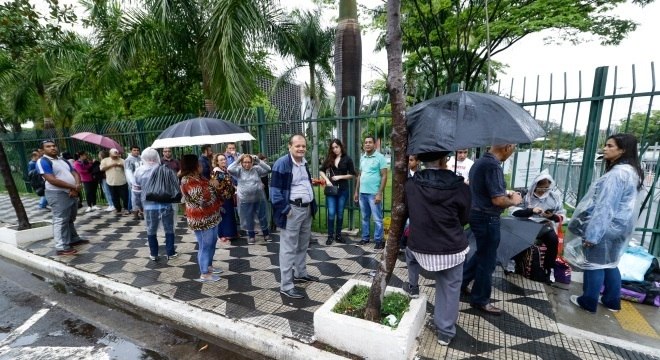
[332,284,410,329]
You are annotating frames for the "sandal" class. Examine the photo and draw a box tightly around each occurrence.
[194,274,221,283]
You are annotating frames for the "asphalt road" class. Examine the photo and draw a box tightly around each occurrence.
[0,257,263,360]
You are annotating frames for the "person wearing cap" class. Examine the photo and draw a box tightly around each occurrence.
[404,151,471,346]
[100,148,130,215]
[37,140,89,255]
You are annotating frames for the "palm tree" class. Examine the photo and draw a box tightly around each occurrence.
[274,9,335,175]
[101,0,289,111]
[334,0,362,147]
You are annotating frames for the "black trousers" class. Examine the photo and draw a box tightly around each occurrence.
[109,183,129,212]
[82,181,98,207]
[538,224,559,271]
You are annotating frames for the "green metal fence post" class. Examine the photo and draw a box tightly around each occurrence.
[256,106,266,155]
[577,66,609,203]
[136,119,147,150]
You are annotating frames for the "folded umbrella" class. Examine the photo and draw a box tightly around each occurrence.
[71,132,124,153]
[151,117,255,148]
[466,217,545,267]
[407,91,546,153]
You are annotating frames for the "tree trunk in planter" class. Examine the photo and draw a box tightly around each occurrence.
[364,0,408,322]
[0,141,31,230]
[334,0,362,144]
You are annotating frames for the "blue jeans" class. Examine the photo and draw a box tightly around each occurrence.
[145,207,175,256]
[101,179,114,207]
[578,268,621,312]
[39,196,48,208]
[194,225,218,276]
[462,211,501,306]
[326,189,348,237]
[359,193,384,243]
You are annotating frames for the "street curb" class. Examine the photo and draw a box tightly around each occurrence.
[557,323,660,358]
[0,243,346,360]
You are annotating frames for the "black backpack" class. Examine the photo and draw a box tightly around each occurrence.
[515,244,550,283]
[29,158,53,196]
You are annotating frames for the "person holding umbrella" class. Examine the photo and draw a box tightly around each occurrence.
[228,153,271,244]
[567,134,644,313]
[180,154,223,282]
[404,151,471,346]
[461,144,522,315]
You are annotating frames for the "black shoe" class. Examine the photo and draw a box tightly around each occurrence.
[358,239,370,246]
[70,239,90,246]
[294,275,319,283]
[280,288,305,299]
[335,234,346,244]
[374,242,385,250]
[325,236,334,245]
[309,239,319,245]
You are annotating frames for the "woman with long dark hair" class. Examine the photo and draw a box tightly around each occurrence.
[567,133,644,313]
[319,139,355,245]
[180,154,223,282]
[213,153,238,244]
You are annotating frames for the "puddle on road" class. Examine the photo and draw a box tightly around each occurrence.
[98,333,166,360]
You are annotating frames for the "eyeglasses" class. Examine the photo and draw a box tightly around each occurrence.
[535,187,550,192]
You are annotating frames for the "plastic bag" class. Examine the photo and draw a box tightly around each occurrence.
[143,165,182,203]
[563,237,586,269]
[619,245,655,282]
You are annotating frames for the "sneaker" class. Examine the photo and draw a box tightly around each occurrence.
[247,237,256,245]
[570,295,596,314]
[56,249,78,256]
[405,284,420,299]
[209,267,223,274]
[122,210,131,216]
[325,236,334,246]
[84,206,93,213]
[167,253,179,260]
[105,206,116,212]
[149,255,158,261]
[599,296,620,313]
[280,288,305,299]
[263,235,272,243]
[374,242,385,250]
[195,275,221,283]
[92,205,103,210]
[358,239,370,246]
[70,239,90,246]
[133,211,141,220]
[437,334,452,346]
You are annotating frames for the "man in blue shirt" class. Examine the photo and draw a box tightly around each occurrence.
[353,136,388,250]
[37,140,89,255]
[462,144,522,315]
[198,144,213,180]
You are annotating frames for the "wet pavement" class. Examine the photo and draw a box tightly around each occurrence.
[1,194,659,359]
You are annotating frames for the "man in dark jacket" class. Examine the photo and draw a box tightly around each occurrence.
[404,151,471,346]
[270,134,318,299]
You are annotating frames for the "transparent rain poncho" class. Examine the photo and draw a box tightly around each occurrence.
[564,164,641,270]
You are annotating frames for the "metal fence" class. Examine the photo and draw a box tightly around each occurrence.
[1,63,659,254]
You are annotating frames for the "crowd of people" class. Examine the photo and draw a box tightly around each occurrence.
[33,132,644,345]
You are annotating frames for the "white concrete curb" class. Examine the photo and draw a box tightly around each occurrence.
[0,243,346,360]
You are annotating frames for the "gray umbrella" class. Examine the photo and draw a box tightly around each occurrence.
[466,217,545,267]
[407,91,546,153]
[151,117,255,148]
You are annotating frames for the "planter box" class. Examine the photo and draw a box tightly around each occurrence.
[314,279,426,360]
[0,221,52,247]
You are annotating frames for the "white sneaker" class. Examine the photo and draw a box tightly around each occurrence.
[105,206,116,212]
[85,206,93,213]
[92,205,102,210]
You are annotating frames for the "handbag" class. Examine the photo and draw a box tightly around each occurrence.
[323,168,339,196]
[144,165,182,203]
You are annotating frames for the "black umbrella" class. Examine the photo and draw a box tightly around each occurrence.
[466,217,545,267]
[407,91,545,153]
[151,117,255,148]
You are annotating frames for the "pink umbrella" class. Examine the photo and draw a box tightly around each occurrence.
[71,132,124,153]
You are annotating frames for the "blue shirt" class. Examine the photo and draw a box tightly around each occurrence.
[359,151,388,194]
[468,152,507,215]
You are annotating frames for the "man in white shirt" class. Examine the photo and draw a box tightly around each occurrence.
[447,149,473,184]
[37,140,88,255]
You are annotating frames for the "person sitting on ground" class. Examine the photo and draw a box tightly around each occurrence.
[228,154,271,244]
[510,170,565,279]
[180,154,223,282]
[133,148,178,261]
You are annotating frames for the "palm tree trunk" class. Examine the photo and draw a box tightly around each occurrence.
[334,0,362,145]
[0,141,31,230]
[309,66,320,177]
[364,0,407,323]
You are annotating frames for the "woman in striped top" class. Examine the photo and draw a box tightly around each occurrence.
[180,154,223,282]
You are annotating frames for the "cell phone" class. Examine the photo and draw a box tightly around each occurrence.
[544,209,554,215]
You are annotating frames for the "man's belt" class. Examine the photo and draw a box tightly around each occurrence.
[289,199,311,207]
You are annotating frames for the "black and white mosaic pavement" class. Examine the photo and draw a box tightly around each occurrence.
[1,194,656,359]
